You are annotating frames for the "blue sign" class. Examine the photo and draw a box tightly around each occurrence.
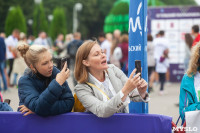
[128,0,148,113]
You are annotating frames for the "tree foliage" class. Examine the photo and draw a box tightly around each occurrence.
[43,0,116,38]
[0,0,34,32]
[5,6,27,36]
[33,3,48,37]
[50,7,67,40]
[0,0,197,38]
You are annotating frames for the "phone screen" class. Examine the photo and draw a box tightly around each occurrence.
[135,60,141,79]
[61,57,68,71]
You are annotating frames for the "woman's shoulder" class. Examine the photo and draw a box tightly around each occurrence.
[75,83,89,90]
[74,83,93,93]
[18,74,34,88]
[182,73,194,81]
[181,73,194,87]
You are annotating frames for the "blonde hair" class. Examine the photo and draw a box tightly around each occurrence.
[187,43,200,77]
[17,44,48,68]
[74,40,98,83]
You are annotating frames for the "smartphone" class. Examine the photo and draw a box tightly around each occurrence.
[61,57,68,71]
[4,99,11,105]
[135,60,141,79]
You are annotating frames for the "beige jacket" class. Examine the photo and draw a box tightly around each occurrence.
[74,64,149,118]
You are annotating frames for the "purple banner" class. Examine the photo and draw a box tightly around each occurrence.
[0,112,172,133]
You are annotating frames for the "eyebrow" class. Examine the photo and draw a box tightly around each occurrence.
[42,57,53,63]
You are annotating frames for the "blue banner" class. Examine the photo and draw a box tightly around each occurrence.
[128,0,148,113]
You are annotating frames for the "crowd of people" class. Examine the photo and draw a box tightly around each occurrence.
[0,24,200,125]
[146,24,200,124]
[0,28,144,117]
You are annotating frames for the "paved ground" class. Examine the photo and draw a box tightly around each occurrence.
[149,82,180,124]
[1,74,180,124]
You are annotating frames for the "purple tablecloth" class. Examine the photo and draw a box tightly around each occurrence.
[0,112,172,133]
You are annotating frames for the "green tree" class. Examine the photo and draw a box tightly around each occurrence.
[33,3,48,37]
[50,7,67,40]
[43,0,116,38]
[0,0,34,32]
[5,6,27,36]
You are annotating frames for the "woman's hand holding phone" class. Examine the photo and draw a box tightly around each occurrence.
[137,78,148,99]
[56,62,70,86]
[121,69,140,101]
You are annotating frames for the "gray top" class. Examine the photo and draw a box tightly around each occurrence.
[74,64,149,118]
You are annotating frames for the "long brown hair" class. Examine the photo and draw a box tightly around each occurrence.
[185,33,193,49]
[74,40,98,83]
[187,43,200,77]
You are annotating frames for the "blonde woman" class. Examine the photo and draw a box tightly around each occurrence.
[17,44,74,116]
[179,43,200,122]
[74,40,149,118]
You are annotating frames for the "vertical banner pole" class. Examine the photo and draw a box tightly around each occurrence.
[128,0,148,113]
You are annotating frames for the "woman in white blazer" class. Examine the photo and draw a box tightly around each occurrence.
[74,40,149,118]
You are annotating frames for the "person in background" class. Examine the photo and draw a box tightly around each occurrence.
[33,31,50,48]
[106,33,113,44]
[0,32,6,38]
[17,44,74,116]
[184,33,193,72]
[27,35,35,45]
[191,25,200,47]
[67,32,83,86]
[113,29,121,47]
[0,33,9,88]
[153,32,161,84]
[67,32,83,67]
[179,43,200,123]
[54,34,64,47]
[12,32,28,86]
[119,34,129,75]
[57,33,74,63]
[147,34,155,93]
[64,33,74,47]
[5,29,20,81]
[53,34,64,56]
[0,33,8,92]
[98,32,111,63]
[74,40,149,118]
[52,34,67,69]
[110,33,122,69]
[154,31,169,95]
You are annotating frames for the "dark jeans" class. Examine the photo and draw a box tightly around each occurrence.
[0,61,7,91]
[8,59,14,78]
[159,73,166,91]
